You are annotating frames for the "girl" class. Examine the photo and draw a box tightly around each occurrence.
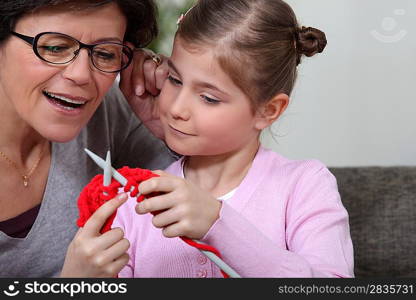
[113,0,354,277]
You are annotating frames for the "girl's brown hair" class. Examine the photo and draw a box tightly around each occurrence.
[177,0,327,107]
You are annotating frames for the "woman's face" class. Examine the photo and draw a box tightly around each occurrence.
[0,3,127,142]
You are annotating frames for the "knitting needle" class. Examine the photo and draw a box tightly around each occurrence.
[85,148,128,187]
[103,150,112,195]
[84,148,242,278]
[192,240,241,278]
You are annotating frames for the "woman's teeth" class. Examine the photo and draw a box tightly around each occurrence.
[43,91,86,110]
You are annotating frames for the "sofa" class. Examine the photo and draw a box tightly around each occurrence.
[329,167,416,278]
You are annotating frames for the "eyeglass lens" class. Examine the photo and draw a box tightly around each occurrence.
[36,33,130,72]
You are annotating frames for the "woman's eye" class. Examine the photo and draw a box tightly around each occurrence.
[201,95,220,104]
[94,51,115,60]
[168,75,182,86]
[40,45,68,53]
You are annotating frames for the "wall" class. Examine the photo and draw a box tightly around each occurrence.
[261,0,416,166]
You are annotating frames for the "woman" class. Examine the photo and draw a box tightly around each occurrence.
[0,0,173,277]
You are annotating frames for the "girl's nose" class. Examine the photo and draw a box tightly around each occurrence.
[170,89,191,121]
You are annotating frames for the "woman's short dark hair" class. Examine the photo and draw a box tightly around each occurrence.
[0,0,158,47]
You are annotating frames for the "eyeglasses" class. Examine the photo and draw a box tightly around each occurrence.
[11,31,134,73]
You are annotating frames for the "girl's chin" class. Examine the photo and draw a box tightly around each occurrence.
[166,143,214,157]
[165,142,191,156]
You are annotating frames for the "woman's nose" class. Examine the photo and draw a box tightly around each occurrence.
[61,49,93,85]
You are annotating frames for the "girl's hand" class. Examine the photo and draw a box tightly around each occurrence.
[136,171,222,240]
[60,194,130,278]
[119,48,168,140]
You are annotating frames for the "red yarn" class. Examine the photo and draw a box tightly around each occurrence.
[180,237,229,278]
[77,167,156,233]
[76,166,229,278]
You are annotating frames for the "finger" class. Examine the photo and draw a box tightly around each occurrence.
[126,48,147,97]
[138,176,179,195]
[72,227,83,240]
[151,170,171,177]
[162,222,184,238]
[154,56,169,90]
[119,42,136,97]
[105,253,130,277]
[94,227,125,250]
[151,95,161,119]
[119,57,134,97]
[143,59,158,96]
[135,193,175,215]
[82,193,128,236]
[132,52,147,96]
[151,206,181,228]
[95,238,130,267]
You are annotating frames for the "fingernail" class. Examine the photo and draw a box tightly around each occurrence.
[135,86,144,96]
[118,193,128,201]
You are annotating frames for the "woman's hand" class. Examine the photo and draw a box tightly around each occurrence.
[136,171,222,240]
[119,48,168,139]
[60,193,130,278]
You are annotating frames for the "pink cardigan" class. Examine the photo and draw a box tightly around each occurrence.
[112,146,354,277]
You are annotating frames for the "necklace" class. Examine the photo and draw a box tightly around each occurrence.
[0,143,47,187]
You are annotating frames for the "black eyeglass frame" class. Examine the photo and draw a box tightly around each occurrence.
[10,31,134,73]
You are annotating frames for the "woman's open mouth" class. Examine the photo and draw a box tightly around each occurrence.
[43,90,88,111]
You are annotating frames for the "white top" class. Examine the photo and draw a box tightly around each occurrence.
[180,160,238,201]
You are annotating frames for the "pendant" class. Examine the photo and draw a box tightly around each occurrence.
[23,175,28,187]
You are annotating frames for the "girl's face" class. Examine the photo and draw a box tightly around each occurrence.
[158,38,265,157]
[0,3,127,142]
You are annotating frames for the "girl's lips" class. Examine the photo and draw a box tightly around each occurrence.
[168,125,196,136]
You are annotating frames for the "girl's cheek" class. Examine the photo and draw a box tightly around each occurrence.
[159,84,178,113]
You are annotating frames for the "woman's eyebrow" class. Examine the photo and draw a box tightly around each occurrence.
[93,37,123,43]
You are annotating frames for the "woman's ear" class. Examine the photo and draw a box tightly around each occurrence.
[254,93,289,130]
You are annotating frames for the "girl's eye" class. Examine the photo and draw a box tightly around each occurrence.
[201,95,221,105]
[168,75,182,86]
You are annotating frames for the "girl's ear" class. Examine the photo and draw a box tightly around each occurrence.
[254,93,289,130]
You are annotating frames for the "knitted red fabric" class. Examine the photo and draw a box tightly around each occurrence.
[77,167,157,234]
[76,166,229,278]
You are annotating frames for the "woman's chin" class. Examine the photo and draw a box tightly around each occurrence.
[38,127,82,143]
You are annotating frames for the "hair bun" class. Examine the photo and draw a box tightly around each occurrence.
[296,26,327,58]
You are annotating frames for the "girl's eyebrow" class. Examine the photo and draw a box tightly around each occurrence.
[167,59,181,75]
[167,59,230,97]
[194,81,230,97]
